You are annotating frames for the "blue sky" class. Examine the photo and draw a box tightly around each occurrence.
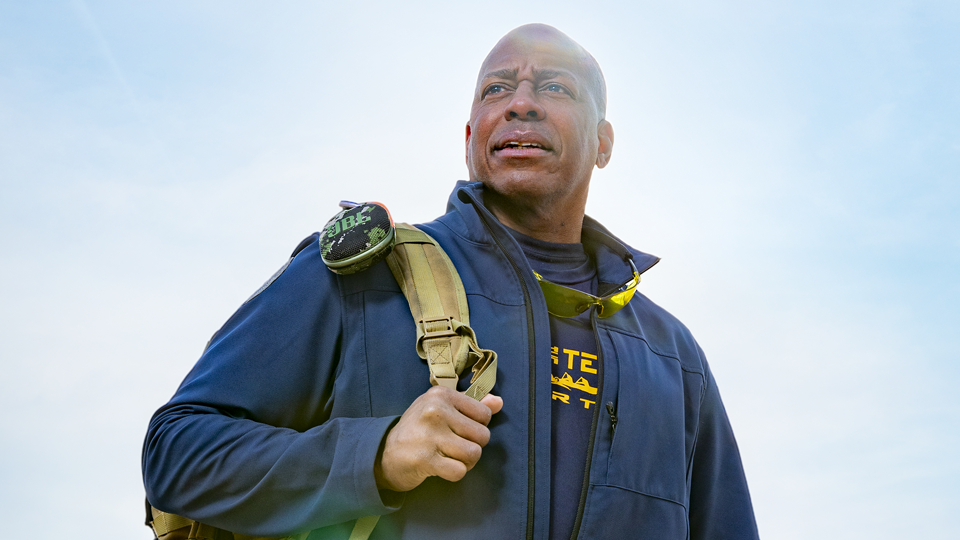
[1,1,957,538]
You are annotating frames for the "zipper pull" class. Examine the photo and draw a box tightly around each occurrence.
[606,401,618,433]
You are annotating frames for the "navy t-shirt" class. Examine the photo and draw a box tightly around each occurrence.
[509,229,599,540]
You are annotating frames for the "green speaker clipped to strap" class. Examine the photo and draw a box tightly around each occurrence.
[319,201,396,274]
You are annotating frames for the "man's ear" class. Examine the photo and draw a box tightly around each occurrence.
[595,120,614,169]
[465,123,472,165]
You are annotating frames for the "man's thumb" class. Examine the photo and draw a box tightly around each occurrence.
[480,394,503,415]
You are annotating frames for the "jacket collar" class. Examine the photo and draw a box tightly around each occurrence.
[442,181,660,287]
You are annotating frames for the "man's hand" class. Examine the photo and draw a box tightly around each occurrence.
[374,386,504,492]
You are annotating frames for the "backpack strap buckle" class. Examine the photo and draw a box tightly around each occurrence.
[418,316,460,389]
[419,316,457,340]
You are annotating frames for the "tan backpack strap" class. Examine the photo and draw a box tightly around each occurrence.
[149,506,225,539]
[150,505,309,540]
[347,515,381,540]
[335,223,496,540]
[150,506,193,537]
[386,224,497,400]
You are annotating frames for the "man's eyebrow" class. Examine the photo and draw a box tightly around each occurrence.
[480,68,576,81]
[481,68,518,81]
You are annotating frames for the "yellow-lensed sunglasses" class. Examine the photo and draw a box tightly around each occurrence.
[533,259,640,318]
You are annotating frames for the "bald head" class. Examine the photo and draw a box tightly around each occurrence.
[475,24,607,120]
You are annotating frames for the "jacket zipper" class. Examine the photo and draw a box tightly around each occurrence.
[606,402,617,434]
[570,308,603,540]
[469,198,538,540]
[568,310,605,540]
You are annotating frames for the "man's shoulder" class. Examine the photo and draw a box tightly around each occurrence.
[241,231,401,310]
[608,286,709,376]
[578,217,707,373]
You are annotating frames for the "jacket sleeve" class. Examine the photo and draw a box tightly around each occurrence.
[142,235,402,537]
[688,354,760,540]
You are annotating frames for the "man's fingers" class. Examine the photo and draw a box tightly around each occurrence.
[436,437,483,475]
[436,388,501,445]
[432,454,470,483]
[480,394,503,415]
[450,390,495,425]
[376,386,501,492]
[447,412,491,447]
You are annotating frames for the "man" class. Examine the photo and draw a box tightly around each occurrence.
[143,24,759,540]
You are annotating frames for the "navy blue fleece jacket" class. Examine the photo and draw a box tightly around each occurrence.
[143,181,759,540]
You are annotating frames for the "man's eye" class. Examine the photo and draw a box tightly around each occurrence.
[542,83,568,94]
[483,84,507,97]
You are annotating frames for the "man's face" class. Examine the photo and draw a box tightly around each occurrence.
[466,29,612,212]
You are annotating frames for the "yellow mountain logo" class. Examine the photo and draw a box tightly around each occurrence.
[551,372,597,395]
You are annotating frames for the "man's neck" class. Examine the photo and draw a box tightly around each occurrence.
[483,190,585,244]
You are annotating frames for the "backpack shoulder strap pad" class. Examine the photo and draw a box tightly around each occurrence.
[386,223,497,400]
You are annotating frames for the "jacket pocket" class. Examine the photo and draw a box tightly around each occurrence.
[602,331,703,506]
[578,484,687,539]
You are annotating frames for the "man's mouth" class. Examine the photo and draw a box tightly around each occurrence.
[494,137,552,156]
[500,141,545,150]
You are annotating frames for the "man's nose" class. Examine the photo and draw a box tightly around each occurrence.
[504,83,546,121]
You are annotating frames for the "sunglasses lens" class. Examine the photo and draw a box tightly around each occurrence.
[597,284,637,318]
[538,281,592,317]
[537,271,640,319]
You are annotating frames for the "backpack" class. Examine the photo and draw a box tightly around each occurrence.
[146,202,497,540]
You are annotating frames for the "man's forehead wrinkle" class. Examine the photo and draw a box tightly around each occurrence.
[478,25,583,74]
[534,69,574,81]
